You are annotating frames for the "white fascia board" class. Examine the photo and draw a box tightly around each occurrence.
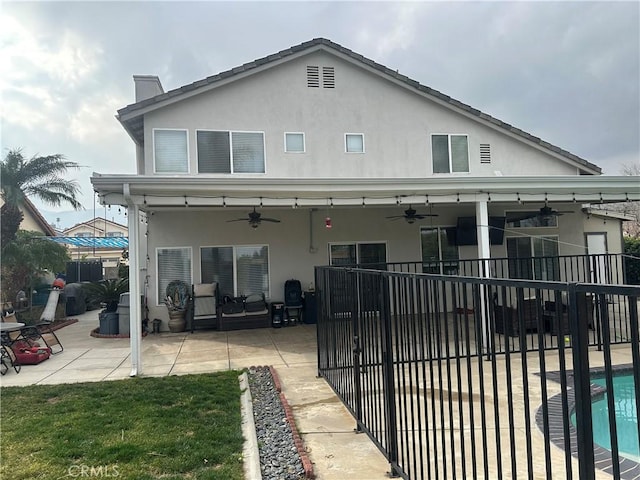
[91,175,640,207]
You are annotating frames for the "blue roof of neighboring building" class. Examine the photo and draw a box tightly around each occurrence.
[50,237,129,248]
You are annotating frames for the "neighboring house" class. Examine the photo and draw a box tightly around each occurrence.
[0,197,56,236]
[56,218,128,277]
[91,38,639,342]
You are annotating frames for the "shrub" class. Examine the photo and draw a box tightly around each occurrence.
[624,237,640,285]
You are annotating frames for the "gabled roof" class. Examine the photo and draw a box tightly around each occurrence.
[63,217,127,235]
[117,37,601,174]
[23,197,56,236]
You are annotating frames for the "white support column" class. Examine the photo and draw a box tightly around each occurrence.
[476,201,491,352]
[126,192,142,376]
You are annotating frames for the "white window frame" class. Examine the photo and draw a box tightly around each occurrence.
[505,211,558,228]
[420,226,459,275]
[153,128,190,174]
[345,133,365,154]
[200,244,271,298]
[196,129,265,174]
[506,235,560,281]
[284,132,305,153]
[328,241,387,266]
[431,133,469,174]
[156,246,192,306]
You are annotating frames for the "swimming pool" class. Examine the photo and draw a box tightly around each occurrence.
[585,374,639,462]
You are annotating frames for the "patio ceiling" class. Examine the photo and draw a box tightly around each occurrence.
[91,174,640,209]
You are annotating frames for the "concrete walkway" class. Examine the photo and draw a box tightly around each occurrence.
[0,310,390,479]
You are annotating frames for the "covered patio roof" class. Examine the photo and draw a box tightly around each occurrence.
[91,174,640,209]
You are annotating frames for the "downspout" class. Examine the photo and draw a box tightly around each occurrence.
[124,184,142,376]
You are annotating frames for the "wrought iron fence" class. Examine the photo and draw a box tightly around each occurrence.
[315,265,640,479]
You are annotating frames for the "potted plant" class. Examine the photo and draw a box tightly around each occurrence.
[84,278,129,335]
[164,280,190,332]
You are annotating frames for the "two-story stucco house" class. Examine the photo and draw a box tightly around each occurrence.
[91,38,638,372]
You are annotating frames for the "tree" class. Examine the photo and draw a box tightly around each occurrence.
[1,149,82,249]
[602,162,640,238]
[1,231,70,305]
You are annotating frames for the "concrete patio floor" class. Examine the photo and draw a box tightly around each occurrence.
[0,309,390,480]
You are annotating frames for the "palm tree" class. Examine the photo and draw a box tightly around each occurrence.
[1,149,82,249]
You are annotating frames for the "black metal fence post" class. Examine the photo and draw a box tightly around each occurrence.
[379,273,400,477]
[568,284,596,480]
[349,270,364,433]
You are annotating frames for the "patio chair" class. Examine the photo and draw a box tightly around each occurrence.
[190,283,219,332]
[0,345,21,375]
[1,310,63,354]
[492,292,541,337]
[21,322,64,355]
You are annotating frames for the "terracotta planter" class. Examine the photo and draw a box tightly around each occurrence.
[167,310,186,332]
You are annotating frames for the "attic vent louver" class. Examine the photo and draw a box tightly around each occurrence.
[307,66,320,88]
[480,143,491,163]
[322,66,335,88]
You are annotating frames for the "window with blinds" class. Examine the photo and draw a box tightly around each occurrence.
[201,245,270,297]
[154,129,189,173]
[197,130,264,173]
[431,134,469,173]
[232,132,265,173]
[157,247,192,305]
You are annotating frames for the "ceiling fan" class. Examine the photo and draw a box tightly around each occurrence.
[227,208,281,229]
[386,206,438,224]
[509,204,573,222]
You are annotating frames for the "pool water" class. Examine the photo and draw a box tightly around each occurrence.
[588,374,639,461]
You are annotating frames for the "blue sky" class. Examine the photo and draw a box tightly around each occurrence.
[2,1,639,226]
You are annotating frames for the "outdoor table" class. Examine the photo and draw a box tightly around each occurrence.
[0,323,26,345]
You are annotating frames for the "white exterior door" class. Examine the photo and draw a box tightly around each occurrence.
[586,233,608,284]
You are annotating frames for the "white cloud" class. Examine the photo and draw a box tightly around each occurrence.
[0,14,103,134]
[68,94,126,143]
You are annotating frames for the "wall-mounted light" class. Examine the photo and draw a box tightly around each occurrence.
[325,217,332,229]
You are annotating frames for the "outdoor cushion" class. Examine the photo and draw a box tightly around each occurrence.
[222,298,244,315]
[244,293,266,313]
[194,282,217,298]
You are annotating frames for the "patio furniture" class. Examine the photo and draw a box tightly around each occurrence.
[0,345,20,375]
[190,283,219,332]
[21,322,64,355]
[544,292,594,336]
[219,294,271,331]
[492,293,541,337]
[1,312,63,354]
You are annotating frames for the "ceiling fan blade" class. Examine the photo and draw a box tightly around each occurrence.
[413,213,439,218]
[227,218,248,223]
[261,218,281,223]
[385,215,406,219]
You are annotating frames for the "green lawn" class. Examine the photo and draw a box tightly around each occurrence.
[0,372,245,480]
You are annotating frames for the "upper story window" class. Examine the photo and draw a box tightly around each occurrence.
[154,129,189,173]
[74,232,92,238]
[345,133,364,153]
[197,130,265,174]
[285,133,305,153]
[432,134,469,173]
[106,232,124,237]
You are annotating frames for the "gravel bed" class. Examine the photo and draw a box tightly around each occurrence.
[247,366,305,480]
